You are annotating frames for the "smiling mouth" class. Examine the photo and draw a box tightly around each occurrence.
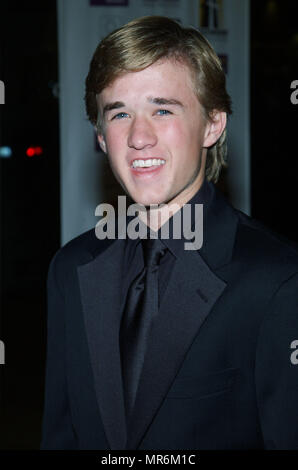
[131,158,166,169]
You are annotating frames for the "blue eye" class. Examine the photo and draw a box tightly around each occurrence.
[157,109,172,115]
[112,112,129,120]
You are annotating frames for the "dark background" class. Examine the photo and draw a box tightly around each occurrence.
[251,0,298,243]
[0,0,297,449]
[0,0,60,448]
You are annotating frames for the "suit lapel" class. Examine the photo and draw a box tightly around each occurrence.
[125,249,227,449]
[78,239,228,450]
[77,238,127,450]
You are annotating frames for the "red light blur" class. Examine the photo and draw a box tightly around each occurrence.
[26,147,35,157]
[26,146,43,157]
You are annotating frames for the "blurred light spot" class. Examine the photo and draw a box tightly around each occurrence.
[26,146,43,157]
[26,147,35,157]
[0,146,12,158]
[35,146,43,155]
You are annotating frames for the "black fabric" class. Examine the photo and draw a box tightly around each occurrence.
[119,238,167,420]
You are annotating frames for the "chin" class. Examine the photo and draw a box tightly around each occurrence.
[130,191,164,208]
[138,197,164,208]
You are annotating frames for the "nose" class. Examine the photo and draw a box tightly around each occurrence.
[127,115,157,150]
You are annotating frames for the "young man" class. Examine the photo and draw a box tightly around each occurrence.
[40,16,298,450]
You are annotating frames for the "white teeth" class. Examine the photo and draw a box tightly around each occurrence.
[132,159,166,168]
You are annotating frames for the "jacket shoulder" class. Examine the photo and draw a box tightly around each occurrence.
[48,228,114,284]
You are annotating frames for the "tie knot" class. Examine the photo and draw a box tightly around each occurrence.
[141,238,167,268]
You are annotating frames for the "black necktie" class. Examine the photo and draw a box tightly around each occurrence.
[120,237,167,420]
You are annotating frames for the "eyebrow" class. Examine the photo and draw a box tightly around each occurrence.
[102,97,184,116]
[148,97,184,107]
[102,101,125,116]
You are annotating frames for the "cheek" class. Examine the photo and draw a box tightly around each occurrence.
[162,121,186,145]
[105,128,126,162]
[162,121,199,160]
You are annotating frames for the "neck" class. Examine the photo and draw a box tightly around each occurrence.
[138,176,205,232]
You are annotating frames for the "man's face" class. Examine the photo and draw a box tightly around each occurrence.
[97,59,214,207]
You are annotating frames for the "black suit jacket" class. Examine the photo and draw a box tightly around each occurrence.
[40,182,298,450]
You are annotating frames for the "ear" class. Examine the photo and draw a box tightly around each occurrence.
[203,111,227,148]
[96,132,107,154]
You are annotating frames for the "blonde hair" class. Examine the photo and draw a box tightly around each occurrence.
[85,15,232,183]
